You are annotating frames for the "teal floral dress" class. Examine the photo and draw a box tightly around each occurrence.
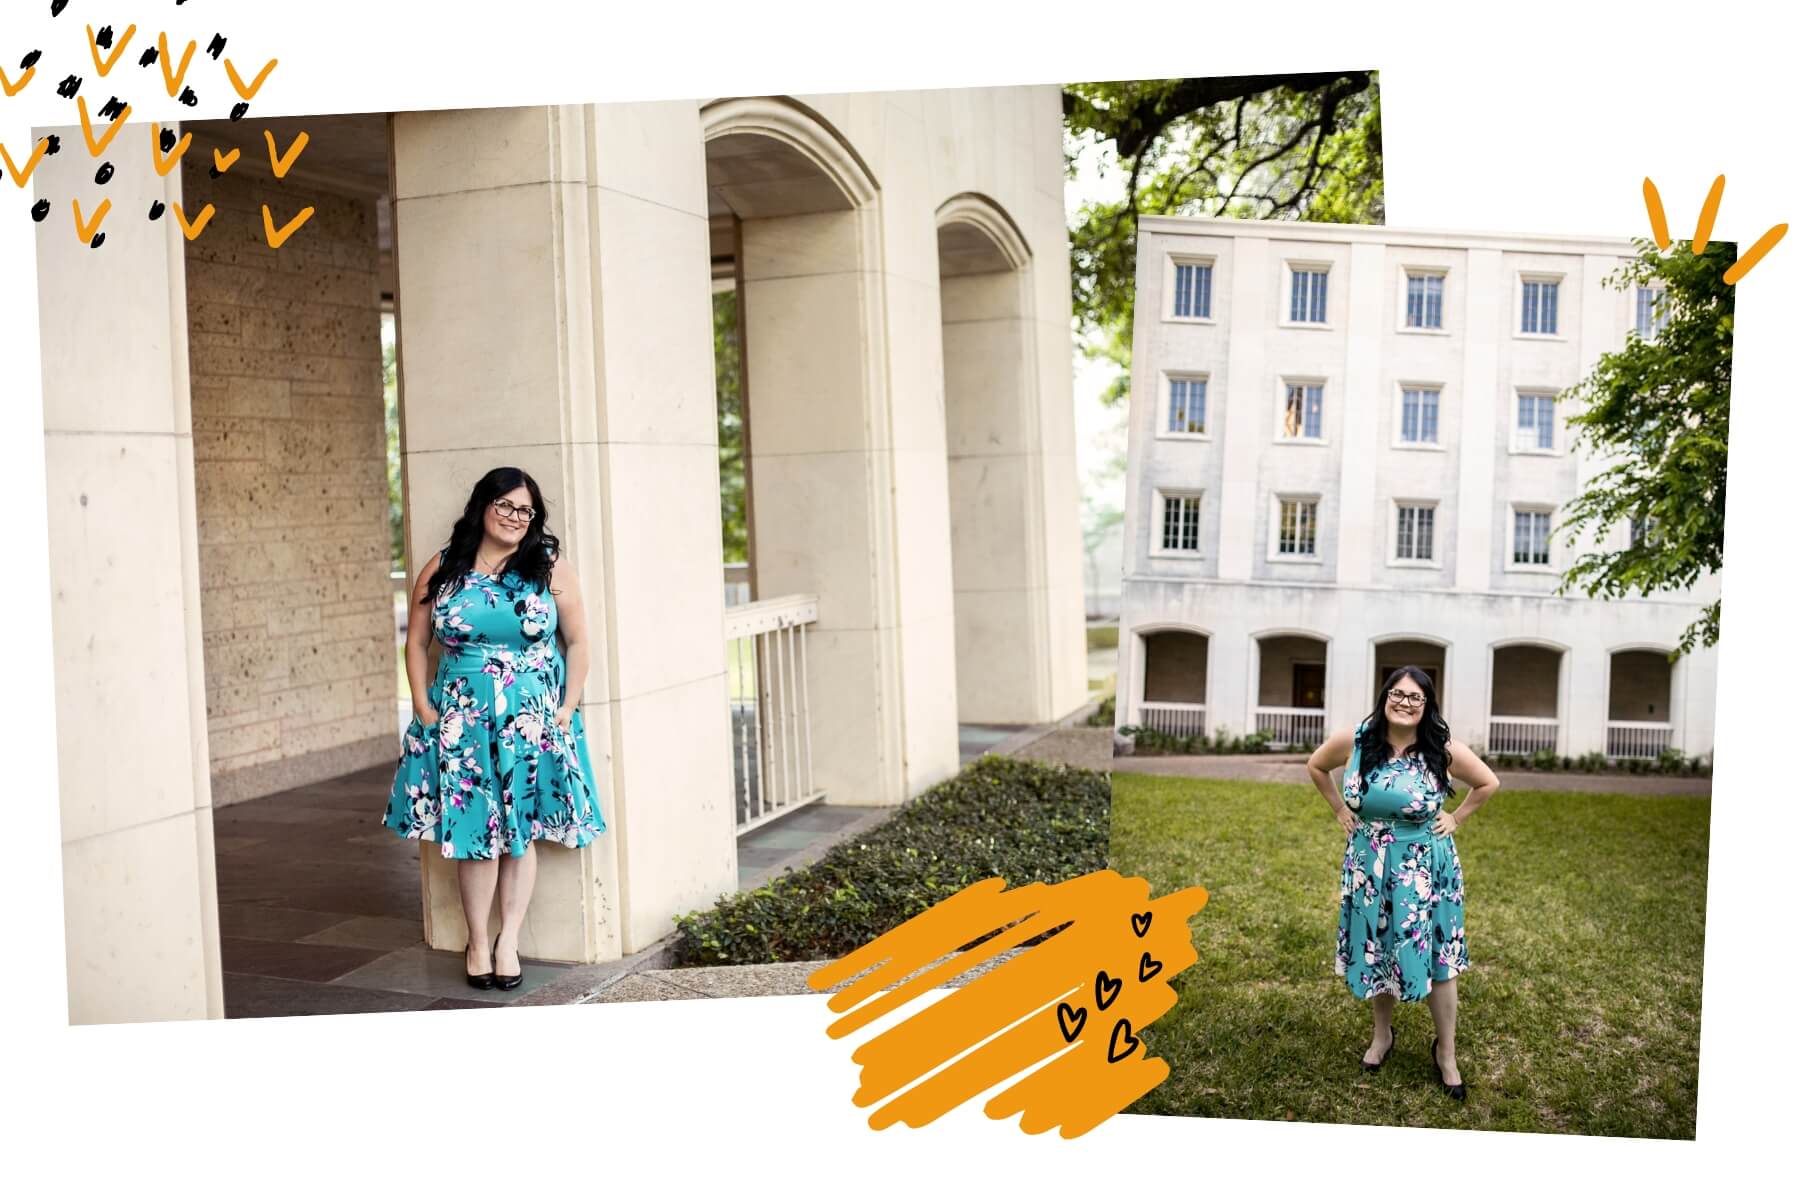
[1335,720,1467,1001]
[382,554,606,860]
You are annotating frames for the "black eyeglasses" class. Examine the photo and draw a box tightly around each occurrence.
[1385,689,1426,710]
[492,498,537,524]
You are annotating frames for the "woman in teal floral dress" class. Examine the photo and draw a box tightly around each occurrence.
[1306,666,1499,1099]
[383,467,606,990]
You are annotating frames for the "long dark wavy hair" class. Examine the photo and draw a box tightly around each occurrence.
[421,467,560,605]
[1358,665,1456,800]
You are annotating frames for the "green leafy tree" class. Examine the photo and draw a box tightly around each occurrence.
[1557,240,1734,656]
[714,288,748,564]
[1065,74,1383,404]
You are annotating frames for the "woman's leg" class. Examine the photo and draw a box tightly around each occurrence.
[495,841,539,976]
[457,858,500,974]
[1426,977,1461,1085]
[1364,993,1396,1065]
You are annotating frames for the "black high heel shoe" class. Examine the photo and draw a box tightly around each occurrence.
[1360,1028,1394,1073]
[1432,1037,1467,1101]
[465,943,495,991]
[494,935,523,991]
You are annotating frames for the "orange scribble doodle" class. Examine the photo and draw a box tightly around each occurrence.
[807,870,1208,1139]
[1643,174,1787,284]
[262,203,315,249]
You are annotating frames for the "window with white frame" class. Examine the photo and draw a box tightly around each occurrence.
[1156,490,1203,554]
[1404,272,1445,329]
[1281,381,1324,440]
[1171,260,1214,320]
[1275,496,1319,557]
[1399,387,1441,445]
[1288,266,1329,324]
[1394,502,1437,562]
[1511,506,1553,567]
[1635,286,1669,339]
[1629,514,1660,548]
[1166,375,1207,435]
[1514,391,1556,452]
[1520,277,1560,335]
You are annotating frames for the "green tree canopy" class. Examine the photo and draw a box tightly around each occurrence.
[1558,240,1733,655]
[1065,73,1384,404]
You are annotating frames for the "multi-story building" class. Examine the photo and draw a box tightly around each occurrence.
[1115,215,1719,761]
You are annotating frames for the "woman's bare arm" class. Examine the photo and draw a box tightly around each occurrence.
[550,556,590,727]
[1442,738,1499,830]
[405,552,442,724]
[1306,727,1359,833]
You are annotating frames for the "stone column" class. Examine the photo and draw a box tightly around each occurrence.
[39,124,225,1022]
[390,103,736,960]
[1215,238,1271,580]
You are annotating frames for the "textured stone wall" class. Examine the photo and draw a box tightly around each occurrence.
[181,160,397,803]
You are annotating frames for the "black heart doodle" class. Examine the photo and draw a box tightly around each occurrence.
[94,162,113,186]
[229,102,249,122]
[20,50,42,71]
[178,86,197,107]
[57,74,81,99]
[148,200,165,221]
[95,26,116,51]
[1094,969,1121,1012]
[1131,910,1153,938]
[138,47,158,68]
[1106,1017,1140,1064]
[207,35,227,61]
[44,134,61,155]
[159,127,176,153]
[1056,1001,1087,1043]
[1138,950,1163,983]
[30,199,50,222]
[51,0,69,17]
[98,96,126,121]
[89,231,105,250]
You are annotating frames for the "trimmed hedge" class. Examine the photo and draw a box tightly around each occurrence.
[669,755,1110,966]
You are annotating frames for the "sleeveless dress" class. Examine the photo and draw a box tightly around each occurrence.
[382,554,606,860]
[1334,720,1468,1000]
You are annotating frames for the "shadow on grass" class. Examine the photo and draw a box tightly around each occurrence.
[1111,773,1707,1138]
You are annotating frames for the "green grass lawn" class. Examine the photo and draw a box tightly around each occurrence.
[1086,624,1119,651]
[1111,773,1708,1138]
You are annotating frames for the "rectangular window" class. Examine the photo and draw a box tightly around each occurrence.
[1166,377,1206,434]
[1635,286,1668,339]
[1400,388,1441,445]
[1515,392,1556,451]
[1512,508,1552,566]
[1282,382,1324,440]
[1395,504,1436,561]
[1630,514,1659,548]
[1289,268,1328,323]
[1277,498,1318,556]
[1521,279,1560,334]
[1405,273,1444,329]
[1160,493,1202,553]
[1173,262,1213,319]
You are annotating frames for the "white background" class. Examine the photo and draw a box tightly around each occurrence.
[2,1,1788,1191]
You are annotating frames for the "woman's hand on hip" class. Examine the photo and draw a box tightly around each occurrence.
[1432,810,1459,837]
[1335,806,1358,836]
[414,703,439,727]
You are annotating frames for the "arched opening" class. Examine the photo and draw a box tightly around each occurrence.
[1372,637,1448,709]
[1607,647,1674,758]
[702,98,905,824]
[935,193,1047,728]
[1488,642,1565,755]
[1253,632,1329,748]
[1139,630,1209,737]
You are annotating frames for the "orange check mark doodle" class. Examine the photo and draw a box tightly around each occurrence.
[0,62,35,98]
[157,32,197,98]
[86,23,136,77]
[78,95,130,157]
[262,204,314,249]
[213,145,240,174]
[1643,175,1787,285]
[265,129,309,179]
[224,57,278,101]
[172,202,215,241]
[72,197,110,246]
[1,138,50,189]
[808,871,1209,1138]
[150,124,191,177]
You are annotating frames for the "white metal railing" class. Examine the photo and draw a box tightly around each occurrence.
[1489,715,1560,756]
[1607,720,1673,759]
[1139,702,1207,738]
[1254,705,1325,748]
[724,593,825,833]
